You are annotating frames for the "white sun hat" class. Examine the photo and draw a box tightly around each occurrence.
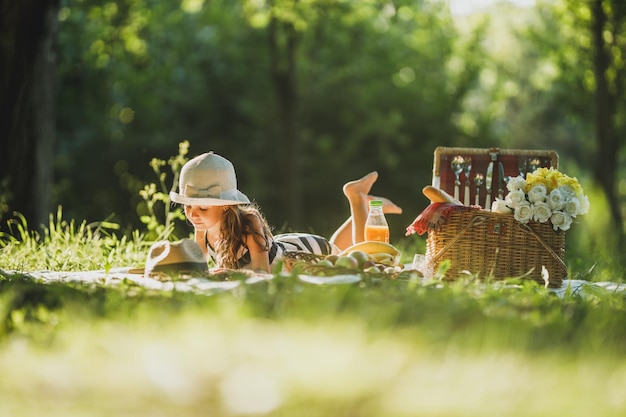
[169,152,250,206]
[129,239,208,277]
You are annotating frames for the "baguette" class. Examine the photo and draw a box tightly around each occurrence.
[422,185,462,205]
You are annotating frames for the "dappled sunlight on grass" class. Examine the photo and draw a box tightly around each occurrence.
[0,208,147,272]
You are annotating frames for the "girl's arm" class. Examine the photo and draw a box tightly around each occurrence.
[244,215,271,273]
[194,229,209,258]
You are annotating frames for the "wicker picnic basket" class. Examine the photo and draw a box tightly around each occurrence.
[424,147,566,288]
[425,209,566,287]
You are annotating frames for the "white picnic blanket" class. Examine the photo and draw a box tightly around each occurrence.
[1,267,625,298]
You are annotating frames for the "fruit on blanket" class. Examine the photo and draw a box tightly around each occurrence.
[338,241,401,268]
[369,252,396,266]
[346,250,370,268]
[364,265,384,274]
[339,241,400,258]
[306,243,403,273]
[361,260,376,269]
[324,254,339,265]
[334,255,359,270]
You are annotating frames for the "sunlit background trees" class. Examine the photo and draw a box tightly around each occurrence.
[1,0,625,276]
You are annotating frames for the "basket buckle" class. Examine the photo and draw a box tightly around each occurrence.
[488,221,507,235]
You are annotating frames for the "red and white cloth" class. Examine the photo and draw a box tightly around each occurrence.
[405,203,481,236]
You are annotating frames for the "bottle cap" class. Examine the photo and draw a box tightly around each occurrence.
[369,200,383,207]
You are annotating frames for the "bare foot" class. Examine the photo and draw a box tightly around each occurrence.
[368,195,403,214]
[343,171,378,199]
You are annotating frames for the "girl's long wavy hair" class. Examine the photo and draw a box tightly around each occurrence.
[215,203,273,269]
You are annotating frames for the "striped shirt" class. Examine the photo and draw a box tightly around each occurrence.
[206,232,338,270]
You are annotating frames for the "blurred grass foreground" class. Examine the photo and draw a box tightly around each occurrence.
[1,247,626,416]
[1,271,626,417]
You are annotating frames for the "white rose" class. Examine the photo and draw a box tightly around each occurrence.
[514,201,533,224]
[579,194,590,215]
[547,188,565,211]
[559,184,577,199]
[491,198,513,214]
[505,189,526,208]
[564,197,581,217]
[528,184,547,203]
[507,175,527,192]
[532,201,552,223]
[550,210,573,231]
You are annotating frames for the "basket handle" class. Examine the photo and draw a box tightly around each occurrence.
[429,215,488,263]
[517,223,568,272]
[429,216,567,276]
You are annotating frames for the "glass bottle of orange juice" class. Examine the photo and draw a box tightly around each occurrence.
[364,200,389,243]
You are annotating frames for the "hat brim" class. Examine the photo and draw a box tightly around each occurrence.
[129,238,209,276]
[169,191,250,206]
[127,261,209,276]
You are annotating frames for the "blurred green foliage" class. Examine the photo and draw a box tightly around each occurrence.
[55,0,481,233]
[48,0,626,276]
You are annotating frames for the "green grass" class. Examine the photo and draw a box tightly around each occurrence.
[1,209,626,416]
[0,208,147,272]
[1,269,625,416]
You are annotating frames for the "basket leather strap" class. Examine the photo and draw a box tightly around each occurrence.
[517,223,568,271]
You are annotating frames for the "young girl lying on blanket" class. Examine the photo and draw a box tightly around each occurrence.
[169,152,402,273]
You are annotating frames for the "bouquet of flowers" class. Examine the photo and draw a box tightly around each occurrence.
[492,167,590,231]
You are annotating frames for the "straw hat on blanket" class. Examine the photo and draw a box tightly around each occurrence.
[129,239,208,277]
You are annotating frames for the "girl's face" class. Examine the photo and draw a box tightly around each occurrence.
[184,205,224,230]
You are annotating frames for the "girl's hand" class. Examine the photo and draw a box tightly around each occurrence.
[209,268,257,279]
[210,267,231,274]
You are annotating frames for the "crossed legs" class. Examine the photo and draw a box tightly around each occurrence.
[329,171,402,250]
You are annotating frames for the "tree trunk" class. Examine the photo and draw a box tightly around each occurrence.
[268,2,302,229]
[0,0,59,229]
[591,0,624,248]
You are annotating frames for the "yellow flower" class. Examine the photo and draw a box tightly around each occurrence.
[525,168,549,192]
[544,168,563,192]
[525,167,582,195]
[558,175,583,195]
